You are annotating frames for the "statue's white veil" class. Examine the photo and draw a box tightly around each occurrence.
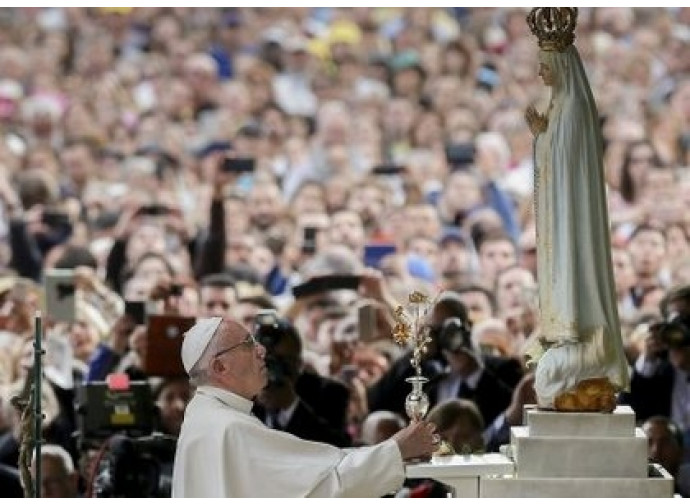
[532,45,630,407]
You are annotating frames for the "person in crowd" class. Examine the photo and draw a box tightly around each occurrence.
[198,273,237,318]
[435,227,477,288]
[451,284,496,326]
[153,376,193,437]
[252,315,351,446]
[627,224,668,308]
[31,444,80,498]
[643,416,690,497]
[359,410,407,446]
[476,231,518,289]
[427,398,485,455]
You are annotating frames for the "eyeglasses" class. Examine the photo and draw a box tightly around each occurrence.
[213,333,258,359]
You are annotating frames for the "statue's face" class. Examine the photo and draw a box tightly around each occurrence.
[538,62,554,87]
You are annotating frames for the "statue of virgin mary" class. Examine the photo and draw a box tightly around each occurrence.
[525,8,629,411]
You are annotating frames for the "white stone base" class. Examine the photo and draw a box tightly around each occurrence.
[404,406,675,498]
[527,405,636,437]
[512,426,648,478]
[480,464,674,498]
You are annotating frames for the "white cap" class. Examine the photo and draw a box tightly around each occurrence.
[181,317,223,374]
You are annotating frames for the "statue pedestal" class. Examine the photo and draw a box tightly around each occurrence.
[525,404,635,437]
[480,464,673,498]
[405,406,674,497]
[482,405,674,498]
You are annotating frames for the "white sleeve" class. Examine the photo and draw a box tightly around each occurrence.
[483,411,507,446]
[634,353,660,377]
[307,439,406,498]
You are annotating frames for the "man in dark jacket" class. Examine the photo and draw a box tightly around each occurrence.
[252,315,351,447]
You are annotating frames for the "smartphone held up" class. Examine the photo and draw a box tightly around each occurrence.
[44,269,76,322]
[222,156,256,174]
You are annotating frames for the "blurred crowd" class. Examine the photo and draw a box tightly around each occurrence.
[1,6,690,497]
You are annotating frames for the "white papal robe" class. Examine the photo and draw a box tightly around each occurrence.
[172,385,405,497]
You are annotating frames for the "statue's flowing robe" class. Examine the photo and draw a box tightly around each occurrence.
[533,46,630,408]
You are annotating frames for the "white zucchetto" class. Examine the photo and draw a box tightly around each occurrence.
[181,317,223,374]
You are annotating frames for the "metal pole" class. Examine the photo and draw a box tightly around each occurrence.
[33,311,43,498]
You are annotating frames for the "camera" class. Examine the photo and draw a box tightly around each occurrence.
[138,204,170,217]
[254,309,280,342]
[263,354,296,388]
[253,311,300,388]
[169,283,184,297]
[432,317,473,355]
[302,226,318,255]
[78,378,177,497]
[124,300,146,325]
[445,142,475,168]
[76,380,156,442]
[44,268,76,322]
[222,156,255,173]
[92,434,177,498]
[42,209,71,227]
[656,313,690,349]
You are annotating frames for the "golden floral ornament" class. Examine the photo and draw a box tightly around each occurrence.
[392,290,436,376]
[392,321,410,346]
[408,291,429,304]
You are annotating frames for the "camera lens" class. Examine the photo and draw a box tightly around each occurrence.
[656,314,690,348]
[263,355,289,387]
[438,318,470,353]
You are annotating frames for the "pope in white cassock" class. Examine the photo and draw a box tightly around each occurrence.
[172,317,440,497]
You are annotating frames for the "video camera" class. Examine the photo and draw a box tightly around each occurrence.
[76,377,156,443]
[253,310,300,388]
[77,375,177,497]
[92,434,177,498]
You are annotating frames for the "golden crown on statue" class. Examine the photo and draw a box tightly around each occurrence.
[527,7,578,52]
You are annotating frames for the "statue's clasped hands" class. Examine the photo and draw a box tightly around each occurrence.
[525,106,548,136]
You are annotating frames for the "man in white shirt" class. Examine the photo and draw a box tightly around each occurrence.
[172,317,439,497]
